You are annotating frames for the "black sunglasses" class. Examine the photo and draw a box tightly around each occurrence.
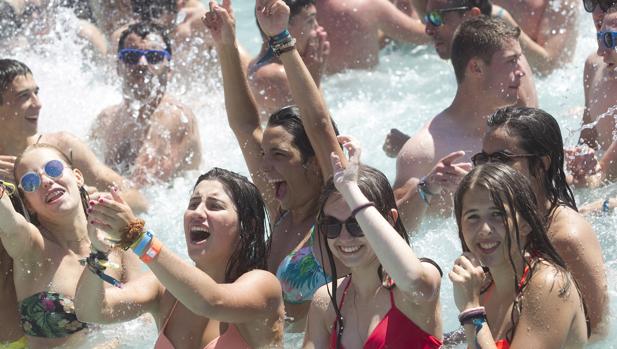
[118,48,171,65]
[584,0,617,12]
[471,151,536,166]
[318,215,364,239]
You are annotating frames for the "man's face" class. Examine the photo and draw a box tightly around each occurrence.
[288,4,319,55]
[0,74,41,133]
[425,0,470,59]
[482,39,525,107]
[118,32,171,102]
[598,9,617,66]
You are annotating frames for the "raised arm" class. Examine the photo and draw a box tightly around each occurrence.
[205,0,278,216]
[330,137,441,300]
[0,186,44,263]
[375,0,430,45]
[256,0,345,181]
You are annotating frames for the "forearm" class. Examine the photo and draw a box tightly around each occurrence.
[394,178,429,233]
[519,33,559,75]
[341,184,435,297]
[599,143,617,181]
[463,322,498,349]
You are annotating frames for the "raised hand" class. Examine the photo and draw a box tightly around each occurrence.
[449,253,485,312]
[202,0,236,46]
[87,187,138,245]
[0,155,17,185]
[331,135,360,194]
[302,26,330,84]
[424,151,472,195]
[255,0,290,37]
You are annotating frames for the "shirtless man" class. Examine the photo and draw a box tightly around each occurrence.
[0,58,145,347]
[315,0,429,74]
[92,22,201,186]
[248,0,329,120]
[383,0,538,157]
[394,16,528,232]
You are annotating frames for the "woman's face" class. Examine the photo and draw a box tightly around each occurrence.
[322,194,377,269]
[261,125,322,211]
[183,180,239,267]
[15,148,84,220]
[482,126,534,180]
[460,186,527,268]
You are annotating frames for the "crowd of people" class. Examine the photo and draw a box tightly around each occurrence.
[0,0,615,348]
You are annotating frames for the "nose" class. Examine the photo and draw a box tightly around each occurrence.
[137,54,149,66]
[478,221,493,237]
[31,93,42,110]
[39,170,54,189]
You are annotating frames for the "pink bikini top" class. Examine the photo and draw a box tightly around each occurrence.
[154,300,251,349]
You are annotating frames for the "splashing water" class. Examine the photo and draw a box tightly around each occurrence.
[5,1,617,348]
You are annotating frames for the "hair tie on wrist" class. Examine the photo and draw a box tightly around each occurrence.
[351,202,375,217]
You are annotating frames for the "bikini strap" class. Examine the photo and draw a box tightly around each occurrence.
[159,299,180,336]
[308,225,316,244]
[337,275,353,309]
[388,287,396,307]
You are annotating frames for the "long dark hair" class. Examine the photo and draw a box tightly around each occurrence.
[316,165,408,349]
[487,106,577,214]
[454,163,570,342]
[192,168,270,283]
[14,143,90,223]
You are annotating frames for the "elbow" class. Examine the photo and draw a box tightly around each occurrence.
[401,273,439,302]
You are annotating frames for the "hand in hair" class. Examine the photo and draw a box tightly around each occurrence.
[449,252,484,312]
[202,0,236,47]
[330,135,361,195]
[255,0,290,37]
[424,151,472,195]
[87,187,139,247]
[0,155,16,185]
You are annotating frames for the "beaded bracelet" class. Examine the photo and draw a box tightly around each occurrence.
[119,219,145,250]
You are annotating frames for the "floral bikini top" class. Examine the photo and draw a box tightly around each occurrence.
[19,292,88,338]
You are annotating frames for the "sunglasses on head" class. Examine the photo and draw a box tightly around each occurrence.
[583,0,617,12]
[118,48,171,65]
[423,6,470,27]
[19,159,65,193]
[318,215,364,239]
[598,31,617,49]
[471,151,535,166]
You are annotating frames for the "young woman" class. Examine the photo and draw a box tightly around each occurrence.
[207,0,347,327]
[473,106,607,337]
[0,143,141,349]
[75,168,284,349]
[450,163,588,348]
[303,136,442,349]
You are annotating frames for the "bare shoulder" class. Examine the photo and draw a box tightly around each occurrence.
[584,53,603,79]
[395,122,436,184]
[94,104,121,128]
[310,283,336,315]
[523,262,580,318]
[235,269,283,298]
[549,205,596,244]
[154,97,198,130]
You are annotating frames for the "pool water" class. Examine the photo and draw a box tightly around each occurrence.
[5,2,617,348]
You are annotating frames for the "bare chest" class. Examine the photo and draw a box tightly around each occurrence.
[162,300,212,349]
[588,70,617,148]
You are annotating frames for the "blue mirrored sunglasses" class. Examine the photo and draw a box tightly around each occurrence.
[598,31,617,49]
[117,48,171,65]
[19,160,65,192]
[422,6,470,27]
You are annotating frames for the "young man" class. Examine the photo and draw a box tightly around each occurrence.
[393,16,528,231]
[92,22,202,186]
[382,0,537,158]
[0,59,146,210]
[315,0,429,74]
[248,0,329,120]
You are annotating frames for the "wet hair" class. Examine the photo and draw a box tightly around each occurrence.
[0,59,32,105]
[131,0,177,22]
[448,0,492,16]
[255,0,316,40]
[0,2,21,41]
[266,105,340,164]
[317,165,408,349]
[487,106,577,214]
[13,143,90,222]
[451,15,520,83]
[192,168,270,283]
[117,21,173,55]
[454,163,570,342]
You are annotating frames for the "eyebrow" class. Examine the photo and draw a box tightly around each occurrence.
[16,86,38,95]
[463,209,478,215]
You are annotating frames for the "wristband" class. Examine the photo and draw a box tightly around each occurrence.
[603,198,611,213]
[141,237,162,264]
[132,231,153,257]
[417,176,438,207]
[351,202,375,217]
[270,29,290,43]
[458,306,486,325]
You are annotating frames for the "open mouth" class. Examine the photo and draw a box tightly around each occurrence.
[190,227,211,245]
[45,188,65,204]
[338,245,363,255]
[272,180,287,200]
[477,241,500,254]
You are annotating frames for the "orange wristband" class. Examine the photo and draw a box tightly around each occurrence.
[140,237,162,264]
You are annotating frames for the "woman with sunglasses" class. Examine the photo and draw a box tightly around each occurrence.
[207,0,348,329]
[0,143,141,349]
[303,136,442,349]
[451,163,588,349]
[472,106,607,338]
[75,167,284,349]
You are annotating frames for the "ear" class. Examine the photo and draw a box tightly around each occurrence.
[387,208,399,225]
[540,155,551,172]
[467,57,484,77]
[73,168,85,187]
